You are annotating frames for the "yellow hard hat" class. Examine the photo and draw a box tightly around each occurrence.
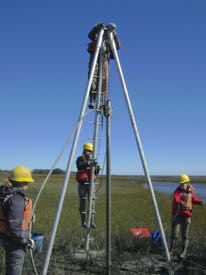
[9,165,34,183]
[180,174,190,184]
[83,143,93,152]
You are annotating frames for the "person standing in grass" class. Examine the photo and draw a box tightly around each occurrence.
[0,166,35,275]
[170,174,205,259]
[76,143,100,228]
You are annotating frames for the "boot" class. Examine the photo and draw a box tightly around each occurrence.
[82,221,89,228]
[90,222,96,229]
[90,214,96,229]
[88,91,97,109]
[88,99,95,109]
[169,240,178,257]
[169,240,176,252]
[81,214,88,228]
[179,240,189,259]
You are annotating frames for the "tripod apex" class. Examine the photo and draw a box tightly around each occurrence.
[107,23,116,31]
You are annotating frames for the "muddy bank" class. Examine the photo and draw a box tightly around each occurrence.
[27,252,206,274]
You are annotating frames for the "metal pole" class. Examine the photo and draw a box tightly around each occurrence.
[85,46,104,253]
[107,27,171,262]
[42,28,105,275]
[106,100,112,275]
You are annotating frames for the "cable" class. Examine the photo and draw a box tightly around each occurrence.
[29,110,92,275]
[96,152,106,194]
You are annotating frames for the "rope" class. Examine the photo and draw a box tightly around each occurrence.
[96,152,106,194]
[29,110,92,274]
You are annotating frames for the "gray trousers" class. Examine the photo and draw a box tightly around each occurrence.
[171,215,191,241]
[88,54,109,100]
[1,238,25,275]
[78,183,95,223]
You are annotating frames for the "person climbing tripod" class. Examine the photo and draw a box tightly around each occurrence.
[76,143,100,228]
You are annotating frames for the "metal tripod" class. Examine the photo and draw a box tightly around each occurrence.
[42,23,170,275]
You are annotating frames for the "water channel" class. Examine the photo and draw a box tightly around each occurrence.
[146,182,206,200]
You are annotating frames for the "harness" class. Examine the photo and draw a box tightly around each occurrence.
[172,187,193,219]
[180,189,192,210]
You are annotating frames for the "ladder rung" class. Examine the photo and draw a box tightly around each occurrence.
[81,211,96,214]
[82,182,99,185]
[83,196,97,199]
[82,237,94,241]
[89,122,103,125]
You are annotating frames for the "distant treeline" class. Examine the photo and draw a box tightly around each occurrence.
[0,168,66,174]
[32,168,65,174]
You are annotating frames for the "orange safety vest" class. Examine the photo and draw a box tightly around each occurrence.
[0,195,32,234]
[22,198,32,231]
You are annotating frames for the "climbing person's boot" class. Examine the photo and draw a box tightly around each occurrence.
[88,99,95,109]
[169,240,176,252]
[179,240,189,259]
[81,214,88,228]
[169,240,177,256]
[90,214,96,229]
[88,91,97,109]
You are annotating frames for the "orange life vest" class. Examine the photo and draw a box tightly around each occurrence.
[76,169,97,183]
[0,195,32,234]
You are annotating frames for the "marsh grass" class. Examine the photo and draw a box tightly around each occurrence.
[0,173,206,273]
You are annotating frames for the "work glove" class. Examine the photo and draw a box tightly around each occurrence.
[27,238,35,250]
[88,159,98,167]
[200,200,205,206]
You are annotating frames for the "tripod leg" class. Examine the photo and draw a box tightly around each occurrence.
[107,29,171,262]
[42,28,105,275]
[106,99,112,275]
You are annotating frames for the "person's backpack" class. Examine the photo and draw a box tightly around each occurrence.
[0,194,13,234]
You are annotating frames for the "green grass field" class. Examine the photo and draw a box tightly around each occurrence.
[0,173,206,274]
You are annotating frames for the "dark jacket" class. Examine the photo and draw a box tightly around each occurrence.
[76,155,90,171]
[76,155,100,183]
[0,186,30,246]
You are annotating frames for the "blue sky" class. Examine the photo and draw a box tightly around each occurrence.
[0,1,205,175]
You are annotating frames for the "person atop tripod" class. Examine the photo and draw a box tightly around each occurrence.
[87,22,120,109]
[76,143,100,228]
